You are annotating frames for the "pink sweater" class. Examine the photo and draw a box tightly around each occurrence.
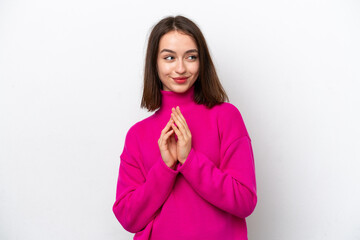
[113,85,257,239]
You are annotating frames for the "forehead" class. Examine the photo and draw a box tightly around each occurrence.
[158,30,197,52]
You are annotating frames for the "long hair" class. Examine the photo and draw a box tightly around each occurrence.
[140,15,229,111]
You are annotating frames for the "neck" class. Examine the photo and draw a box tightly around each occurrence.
[158,85,195,113]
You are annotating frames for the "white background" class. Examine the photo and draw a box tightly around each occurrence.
[1,0,359,239]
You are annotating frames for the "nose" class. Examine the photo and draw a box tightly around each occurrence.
[175,59,186,74]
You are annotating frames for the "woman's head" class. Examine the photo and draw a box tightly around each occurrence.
[141,15,229,111]
[157,30,200,93]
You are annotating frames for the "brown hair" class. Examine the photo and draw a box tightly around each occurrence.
[140,15,229,111]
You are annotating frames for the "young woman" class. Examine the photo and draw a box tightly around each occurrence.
[113,15,257,240]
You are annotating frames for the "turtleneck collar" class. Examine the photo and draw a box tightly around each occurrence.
[157,84,195,113]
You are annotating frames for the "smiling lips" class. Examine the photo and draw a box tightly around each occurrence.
[173,77,188,84]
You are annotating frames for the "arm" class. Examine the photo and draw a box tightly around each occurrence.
[178,104,257,218]
[112,126,179,233]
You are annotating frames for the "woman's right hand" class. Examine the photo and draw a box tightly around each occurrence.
[158,118,177,169]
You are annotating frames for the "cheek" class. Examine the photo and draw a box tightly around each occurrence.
[158,63,172,76]
[189,62,200,75]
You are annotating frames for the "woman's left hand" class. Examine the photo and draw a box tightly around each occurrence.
[170,106,192,165]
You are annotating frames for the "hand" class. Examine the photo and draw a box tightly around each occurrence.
[170,106,192,164]
[158,118,178,169]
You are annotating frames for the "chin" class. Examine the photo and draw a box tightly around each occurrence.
[172,85,190,93]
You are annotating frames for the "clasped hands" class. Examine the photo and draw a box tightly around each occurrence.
[158,106,192,170]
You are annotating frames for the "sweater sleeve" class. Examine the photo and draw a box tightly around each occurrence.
[177,103,257,219]
[112,125,179,233]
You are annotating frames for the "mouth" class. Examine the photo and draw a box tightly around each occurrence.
[172,77,188,84]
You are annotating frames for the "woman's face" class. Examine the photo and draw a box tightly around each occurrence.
[157,30,199,92]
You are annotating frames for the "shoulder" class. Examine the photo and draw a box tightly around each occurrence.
[123,113,156,145]
[214,102,250,140]
[214,102,243,118]
[212,102,245,126]
[123,122,140,150]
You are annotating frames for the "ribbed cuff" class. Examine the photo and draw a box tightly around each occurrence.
[177,147,196,173]
[158,156,179,175]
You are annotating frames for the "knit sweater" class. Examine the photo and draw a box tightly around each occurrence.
[113,84,257,240]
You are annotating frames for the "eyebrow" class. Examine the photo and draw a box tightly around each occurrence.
[159,49,198,54]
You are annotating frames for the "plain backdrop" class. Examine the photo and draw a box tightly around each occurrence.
[1,0,359,239]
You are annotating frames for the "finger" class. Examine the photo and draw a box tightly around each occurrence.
[160,128,174,147]
[170,121,182,139]
[161,118,174,135]
[171,121,190,144]
[164,129,174,139]
[171,108,187,130]
[175,106,189,129]
[171,112,186,136]
[172,107,186,127]
[172,108,190,138]
[159,119,174,143]
[171,116,189,142]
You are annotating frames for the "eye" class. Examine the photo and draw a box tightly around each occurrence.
[187,55,198,60]
[164,56,175,60]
